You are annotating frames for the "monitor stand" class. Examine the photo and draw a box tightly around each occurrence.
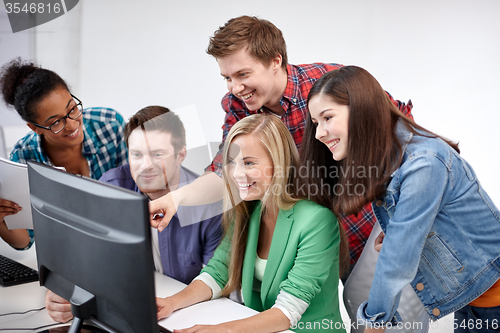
[37,286,116,333]
[68,286,97,333]
[36,324,108,333]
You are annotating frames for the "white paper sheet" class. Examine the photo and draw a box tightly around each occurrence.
[0,157,33,229]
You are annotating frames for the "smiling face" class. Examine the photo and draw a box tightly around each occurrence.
[226,134,274,202]
[217,48,286,112]
[308,94,350,161]
[128,129,185,199]
[28,87,84,149]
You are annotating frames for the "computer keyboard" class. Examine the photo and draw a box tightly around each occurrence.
[0,254,39,287]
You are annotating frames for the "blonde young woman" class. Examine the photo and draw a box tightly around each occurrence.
[156,114,347,333]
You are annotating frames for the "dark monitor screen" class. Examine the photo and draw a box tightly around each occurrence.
[27,162,159,333]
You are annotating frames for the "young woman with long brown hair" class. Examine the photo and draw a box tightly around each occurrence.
[303,66,500,333]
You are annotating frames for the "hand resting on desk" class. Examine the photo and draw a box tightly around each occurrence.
[156,280,290,333]
[157,280,238,332]
[45,289,73,323]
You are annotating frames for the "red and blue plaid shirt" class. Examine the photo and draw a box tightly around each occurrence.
[207,63,413,265]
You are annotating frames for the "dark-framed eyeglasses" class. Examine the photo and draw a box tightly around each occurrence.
[32,95,83,134]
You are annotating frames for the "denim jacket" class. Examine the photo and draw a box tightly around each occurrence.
[357,121,500,325]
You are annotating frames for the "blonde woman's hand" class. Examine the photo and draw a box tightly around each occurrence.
[157,296,179,320]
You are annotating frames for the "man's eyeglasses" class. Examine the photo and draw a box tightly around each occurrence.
[32,95,83,134]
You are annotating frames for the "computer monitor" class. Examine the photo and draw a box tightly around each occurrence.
[27,162,159,333]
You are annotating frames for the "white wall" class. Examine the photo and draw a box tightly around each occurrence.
[1,1,498,211]
[17,0,498,204]
[2,1,499,330]
[2,0,500,217]
[0,9,32,126]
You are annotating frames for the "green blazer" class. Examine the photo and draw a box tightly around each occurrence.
[202,200,345,332]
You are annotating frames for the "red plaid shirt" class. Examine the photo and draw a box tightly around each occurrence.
[207,62,413,265]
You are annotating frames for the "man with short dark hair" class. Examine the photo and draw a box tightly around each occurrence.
[46,106,222,323]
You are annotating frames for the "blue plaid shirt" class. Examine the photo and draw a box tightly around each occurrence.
[9,107,128,249]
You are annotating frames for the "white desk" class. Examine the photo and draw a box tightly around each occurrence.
[0,241,292,333]
[0,240,455,333]
[0,240,52,333]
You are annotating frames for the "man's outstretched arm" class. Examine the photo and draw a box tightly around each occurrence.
[149,171,223,232]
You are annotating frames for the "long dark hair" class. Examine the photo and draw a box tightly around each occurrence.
[0,58,70,123]
[301,66,459,216]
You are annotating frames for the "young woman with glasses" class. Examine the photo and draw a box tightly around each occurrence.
[0,58,128,250]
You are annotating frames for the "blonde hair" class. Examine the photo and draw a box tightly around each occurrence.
[220,114,300,295]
